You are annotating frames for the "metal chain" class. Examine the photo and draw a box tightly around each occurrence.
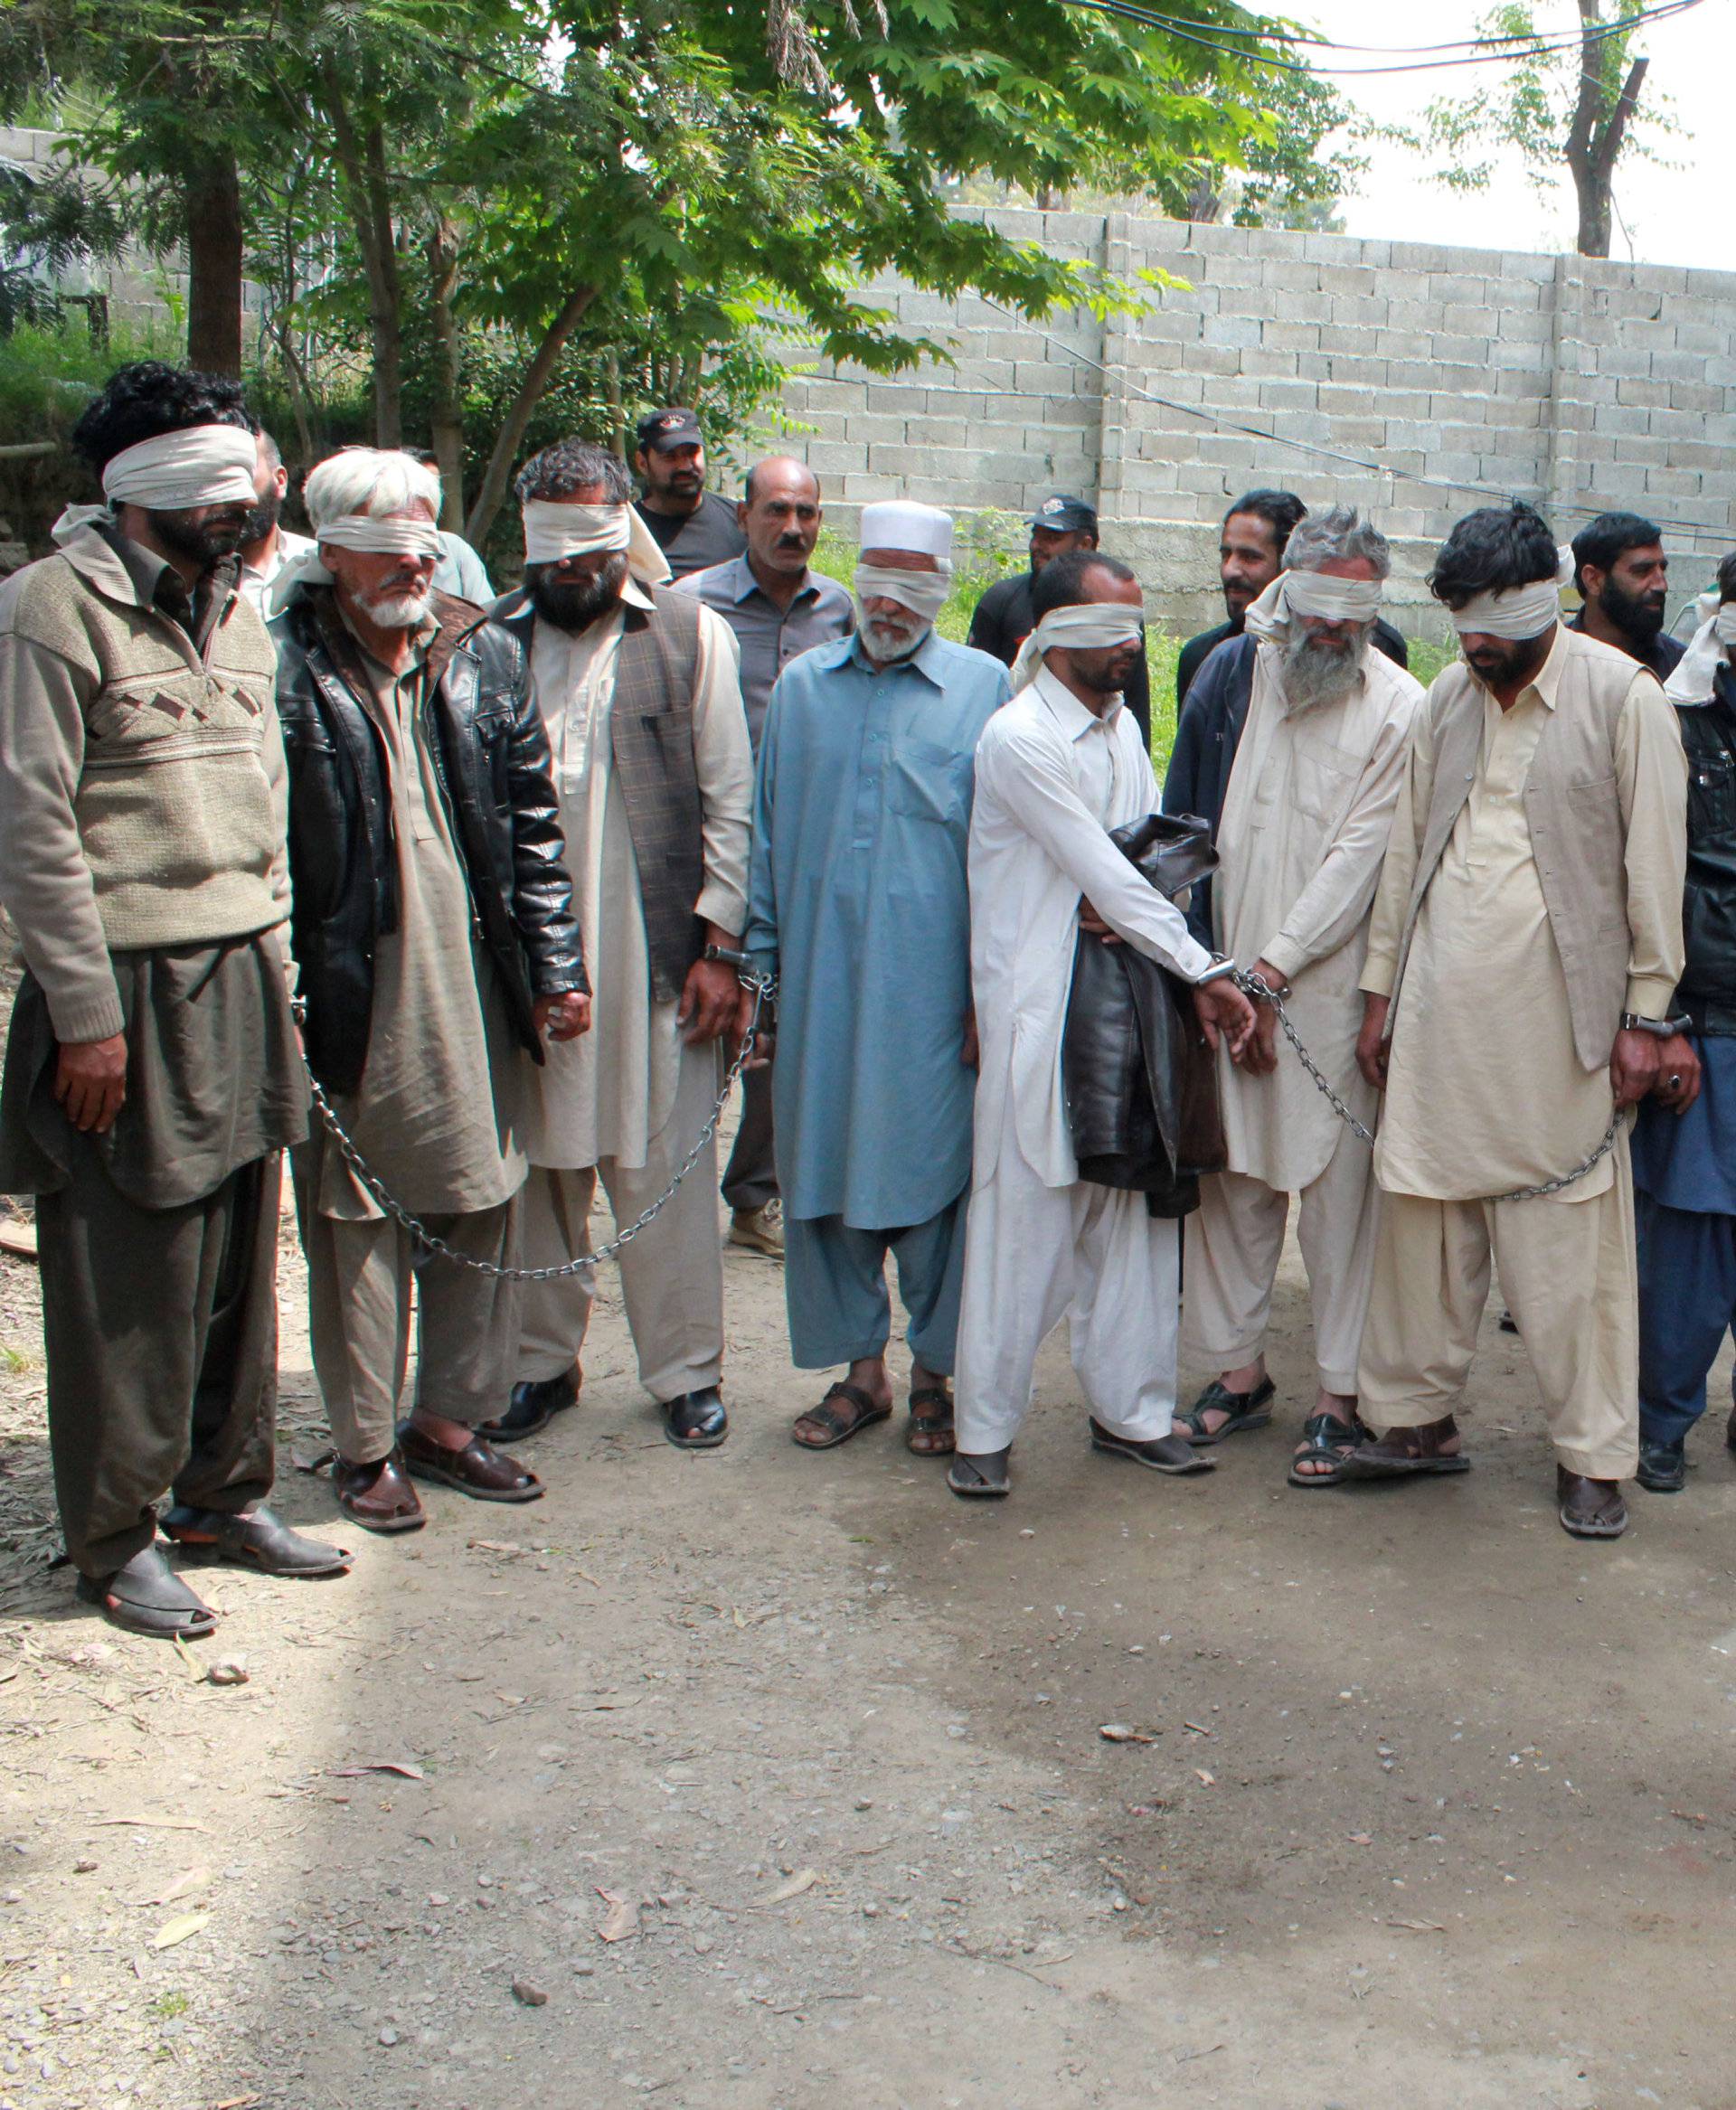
[1231,968,1622,1204]
[300,973,776,1281]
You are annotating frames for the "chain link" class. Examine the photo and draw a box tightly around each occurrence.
[1231,968,1623,1204]
[300,973,776,1281]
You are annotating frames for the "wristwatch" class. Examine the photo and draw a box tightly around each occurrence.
[1619,1012,1691,1038]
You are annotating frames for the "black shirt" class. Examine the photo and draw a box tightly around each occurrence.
[1566,611,1685,681]
[634,491,747,581]
[966,570,1152,749]
[1176,613,1411,710]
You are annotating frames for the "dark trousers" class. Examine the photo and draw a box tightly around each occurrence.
[721,1059,778,1213]
[39,1141,280,1577]
[1637,1189,1736,1446]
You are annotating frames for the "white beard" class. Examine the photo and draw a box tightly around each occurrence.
[363,589,433,628]
[1278,619,1373,712]
[859,612,929,664]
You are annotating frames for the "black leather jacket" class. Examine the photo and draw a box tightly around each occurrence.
[1062,814,1227,1214]
[1676,669,1736,1034]
[271,586,586,1095]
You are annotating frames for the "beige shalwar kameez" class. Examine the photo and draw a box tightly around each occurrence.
[295,618,527,1465]
[515,582,751,1400]
[1356,629,1686,1478]
[1183,639,1421,1394]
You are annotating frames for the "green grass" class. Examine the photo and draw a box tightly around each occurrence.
[812,524,1455,773]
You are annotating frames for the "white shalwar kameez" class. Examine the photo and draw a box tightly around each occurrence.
[1183,639,1421,1393]
[955,669,1214,1455]
[515,580,751,1399]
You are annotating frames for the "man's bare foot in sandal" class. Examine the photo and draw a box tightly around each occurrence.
[1176,1358,1276,1444]
[793,1354,895,1449]
[907,1371,955,1456]
[1288,1388,1364,1488]
[1340,1412,1469,1480]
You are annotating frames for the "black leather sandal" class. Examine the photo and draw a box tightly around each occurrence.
[76,1545,217,1640]
[161,1503,352,1576]
[906,1386,956,1456]
[1287,1412,1365,1489]
[792,1382,888,1450]
[1175,1375,1276,1445]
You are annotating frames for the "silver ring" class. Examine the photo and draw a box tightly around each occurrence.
[1669,1073,1683,1088]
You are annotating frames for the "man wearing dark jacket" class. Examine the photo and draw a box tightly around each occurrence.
[1176,490,1410,711]
[1630,551,1736,1491]
[273,447,590,1536]
[967,495,1152,749]
[1568,511,1686,682]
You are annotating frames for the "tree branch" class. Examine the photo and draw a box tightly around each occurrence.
[463,282,599,551]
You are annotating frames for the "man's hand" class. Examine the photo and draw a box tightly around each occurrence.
[1194,977,1257,1062]
[961,1008,979,1070]
[1650,1031,1702,1115]
[533,991,590,1042]
[1610,1025,1665,1109]
[1079,899,1123,947]
[54,1032,127,1135]
[679,956,741,1045]
[1355,994,1392,1091]
[1242,956,1287,1077]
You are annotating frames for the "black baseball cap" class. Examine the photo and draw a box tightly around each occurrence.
[1027,493,1098,534]
[636,407,703,455]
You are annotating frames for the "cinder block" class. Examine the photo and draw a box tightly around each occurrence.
[1666,381,1724,415]
[1612,435,1672,468]
[1201,315,1261,351]
[1646,466,1704,498]
[1269,287,1335,324]
[1374,329,1432,361]
[1262,321,1321,353]
[799,441,868,476]
[1330,295,1392,329]
[1256,378,1322,413]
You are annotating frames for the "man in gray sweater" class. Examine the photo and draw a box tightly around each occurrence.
[0,362,349,1638]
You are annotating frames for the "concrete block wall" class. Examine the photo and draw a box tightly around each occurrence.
[773,207,1736,634]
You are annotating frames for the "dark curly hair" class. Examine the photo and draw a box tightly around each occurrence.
[1429,502,1560,610]
[514,438,630,507]
[70,361,250,478]
[1030,548,1138,624]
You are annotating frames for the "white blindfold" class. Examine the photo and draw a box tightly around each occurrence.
[265,511,445,615]
[99,424,258,511]
[855,559,952,626]
[1665,590,1736,706]
[521,499,672,586]
[1449,547,1575,640]
[1242,568,1384,645]
[1012,601,1145,690]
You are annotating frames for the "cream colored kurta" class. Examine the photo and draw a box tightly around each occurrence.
[1213,640,1422,1192]
[305,621,524,1219]
[517,579,751,1172]
[1363,634,1684,1203]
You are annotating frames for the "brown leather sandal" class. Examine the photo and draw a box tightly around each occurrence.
[1340,1414,1469,1481]
[792,1382,891,1450]
[397,1424,545,1502]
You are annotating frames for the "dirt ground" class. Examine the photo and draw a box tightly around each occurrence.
[2,1125,1736,2110]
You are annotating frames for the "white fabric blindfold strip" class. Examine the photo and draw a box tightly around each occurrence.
[1012,601,1145,689]
[316,513,445,557]
[1242,568,1383,644]
[1449,545,1575,640]
[100,425,258,511]
[521,498,672,585]
[855,560,952,624]
[1664,594,1736,706]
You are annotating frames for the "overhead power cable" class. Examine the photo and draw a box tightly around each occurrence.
[986,297,1734,551]
[1061,0,1707,77]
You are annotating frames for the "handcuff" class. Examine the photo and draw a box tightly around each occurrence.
[1620,1013,1695,1097]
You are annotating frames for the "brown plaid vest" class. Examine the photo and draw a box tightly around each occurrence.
[611,586,706,1001]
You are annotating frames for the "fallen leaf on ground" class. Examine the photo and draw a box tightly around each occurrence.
[128,1867,212,1907]
[94,1816,210,1833]
[760,1868,820,1906]
[328,1761,424,1780]
[467,1540,525,1557]
[152,1909,211,1950]
[204,1657,248,1687]
[1098,1723,1158,1745]
[212,2096,263,2110]
[1182,1722,1212,1737]
[595,1889,640,1942]
[1347,1832,1373,1845]
[1387,1917,1447,1932]
[1194,1768,1215,1786]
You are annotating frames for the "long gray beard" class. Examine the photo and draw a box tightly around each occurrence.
[1278,619,1373,712]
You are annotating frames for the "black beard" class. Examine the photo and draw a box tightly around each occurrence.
[525,554,628,631]
[148,505,248,568]
[1600,578,1665,644]
[237,494,281,546]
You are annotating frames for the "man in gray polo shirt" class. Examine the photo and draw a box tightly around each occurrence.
[680,457,854,1257]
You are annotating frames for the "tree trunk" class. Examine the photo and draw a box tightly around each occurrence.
[318,63,404,445]
[463,282,599,550]
[428,216,465,526]
[1564,3,1647,259]
[184,146,243,374]
[604,347,625,459]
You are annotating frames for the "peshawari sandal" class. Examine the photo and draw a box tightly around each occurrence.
[948,1448,1011,1498]
[160,1503,352,1577]
[76,1545,217,1641]
[1175,1376,1277,1446]
[398,1424,546,1503]
[1339,1416,1469,1481]
[792,1382,891,1451]
[1557,1467,1628,1540]
[1089,1420,1216,1474]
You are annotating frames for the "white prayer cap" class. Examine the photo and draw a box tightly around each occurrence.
[859,500,953,562]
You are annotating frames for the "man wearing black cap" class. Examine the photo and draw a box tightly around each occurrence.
[967,495,1151,748]
[632,409,748,581]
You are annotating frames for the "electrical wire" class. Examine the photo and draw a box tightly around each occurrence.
[986,297,1735,551]
[1096,0,1704,54]
[1063,0,1707,77]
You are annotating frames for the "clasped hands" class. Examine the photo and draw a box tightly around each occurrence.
[1078,900,1259,1066]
